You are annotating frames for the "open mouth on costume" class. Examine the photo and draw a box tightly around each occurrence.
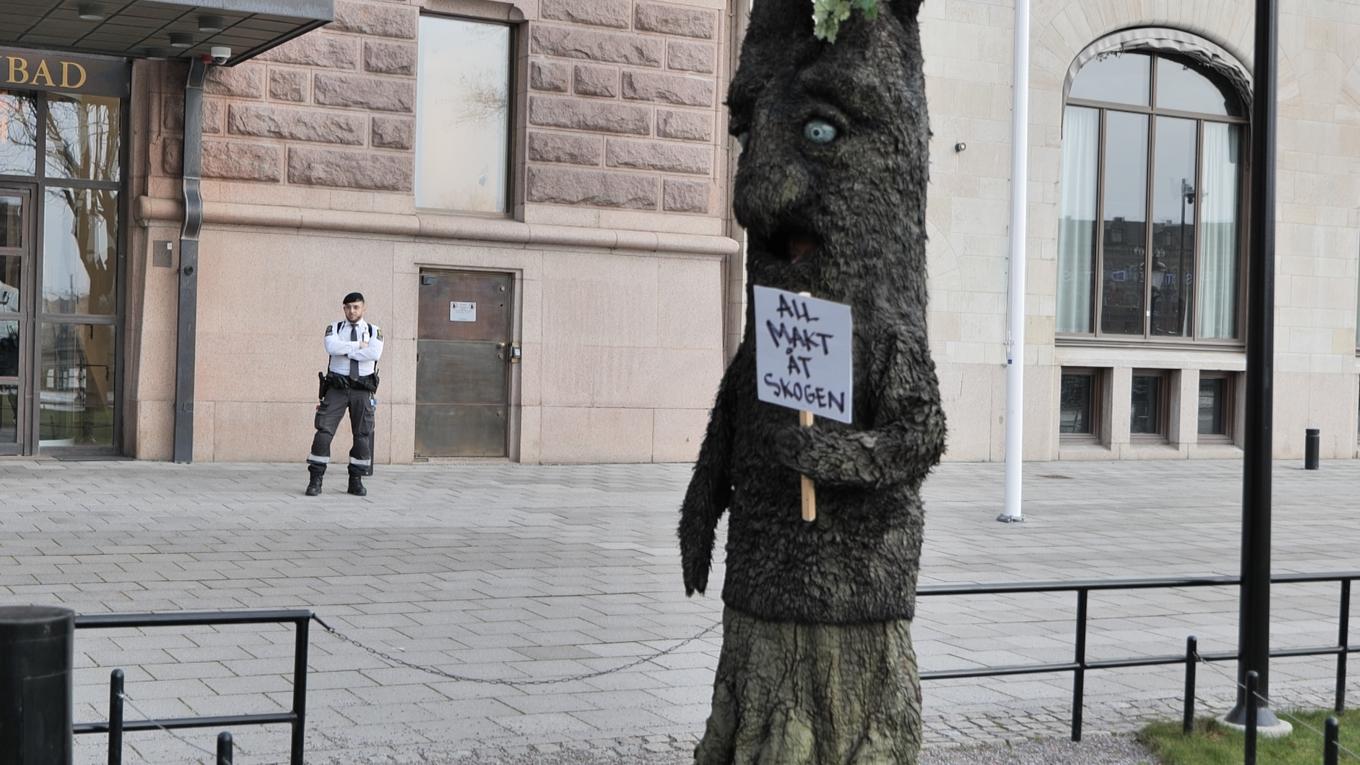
[764,226,822,264]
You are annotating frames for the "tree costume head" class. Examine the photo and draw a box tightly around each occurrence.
[730,0,928,319]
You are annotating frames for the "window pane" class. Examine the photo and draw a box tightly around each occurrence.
[39,322,114,446]
[1131,374,1163,435]
[0,382,15,444]
[0,256,21,313]
[1101,112,1148,335]
[45,94,121,181]
[1060,373,1094,434]
[1057,107,1099,333]
[1198,377,1226,435]
[1150,117,1196,337]
[1156,57,1243,117]
[0,92,37,176]
[0,320,16,377]
[1070,53,1150,107]
[0,192,22,248]
[1198,123,1241,339]
[43,188,118,315]
[416,16,510,213]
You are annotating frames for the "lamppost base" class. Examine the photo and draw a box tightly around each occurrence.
[1221,705,1293,738]
[996,513,1024,523]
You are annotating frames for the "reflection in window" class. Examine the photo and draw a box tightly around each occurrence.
[0,92,37,176]
[0,194,21,248]
[40,322,114,446]
[45,94,121,182]
[0,382,15,444]
[1068,53,1150,106]
[1060,371,1098,436]
[1100,112,1148,335]
[0,256,21,313]
[1198,375,1228,437]
[0,320,16,377]
[44,188,117,315]
[1156,57,1243,117]
[416,15,511,213]
[1131,373,1166,436]
[1150,117,1196,337]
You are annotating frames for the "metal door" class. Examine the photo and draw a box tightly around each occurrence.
[416,269,514,457]
[0,187,33,455]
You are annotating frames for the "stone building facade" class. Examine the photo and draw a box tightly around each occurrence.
[122,0,740,464]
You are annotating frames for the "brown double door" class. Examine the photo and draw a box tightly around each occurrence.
[416,269,515,457]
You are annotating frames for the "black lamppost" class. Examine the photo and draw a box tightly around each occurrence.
[1224,0,1285,733]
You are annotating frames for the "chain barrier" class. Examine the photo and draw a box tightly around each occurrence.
[311,614,721,687]
[1193,652,1360,762]
[116,690,250,763]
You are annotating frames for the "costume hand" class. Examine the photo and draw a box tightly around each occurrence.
[679,501,715,597]
[774,425,816,474]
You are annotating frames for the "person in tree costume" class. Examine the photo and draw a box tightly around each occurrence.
[678,0,945,762]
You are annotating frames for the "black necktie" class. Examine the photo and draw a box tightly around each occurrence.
[349,324,359,380]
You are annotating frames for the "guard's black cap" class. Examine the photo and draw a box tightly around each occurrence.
[342,292,365,304]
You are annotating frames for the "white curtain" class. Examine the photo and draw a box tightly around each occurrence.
[1057,107,1099,334]
[1197,123,1240,339]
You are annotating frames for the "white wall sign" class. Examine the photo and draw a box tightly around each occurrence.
[753,285,853,424]
[450,301,476,322]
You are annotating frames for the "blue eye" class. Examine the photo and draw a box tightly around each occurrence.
[803,119,838,144]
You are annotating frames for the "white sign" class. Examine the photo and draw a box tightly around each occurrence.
[450,301,477,322]
[753,285,853,424]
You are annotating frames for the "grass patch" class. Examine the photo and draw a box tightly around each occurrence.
[1139,709,1359,764]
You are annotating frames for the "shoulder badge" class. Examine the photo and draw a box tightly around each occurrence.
[374,326,382,340]
[325,324,334,336]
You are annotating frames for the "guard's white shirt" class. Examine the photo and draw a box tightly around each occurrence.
[324,319,384,376]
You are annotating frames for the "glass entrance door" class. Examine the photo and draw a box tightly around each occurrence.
[0,188,31,454]
[1,82,124,454]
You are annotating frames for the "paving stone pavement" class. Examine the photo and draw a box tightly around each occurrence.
[1,458,1357,763]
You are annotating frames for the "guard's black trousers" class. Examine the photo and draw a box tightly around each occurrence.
[308,387,374,477]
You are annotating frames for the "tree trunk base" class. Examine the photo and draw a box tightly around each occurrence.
[694,606,921,765]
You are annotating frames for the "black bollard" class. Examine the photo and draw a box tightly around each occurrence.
[1245,670,1259,765]
[1324,716,1339,765]
[1183,635,1198,735]
[1305,428,1320,470]
[218,731,233,764]
[0,606,74,764]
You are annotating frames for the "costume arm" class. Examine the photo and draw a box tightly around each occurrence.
[678,361,738,597]
[777,332,946,489]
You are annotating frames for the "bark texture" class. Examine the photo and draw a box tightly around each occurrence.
[694,607,922,765]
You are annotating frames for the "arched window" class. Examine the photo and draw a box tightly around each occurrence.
[1057,51,1247,341]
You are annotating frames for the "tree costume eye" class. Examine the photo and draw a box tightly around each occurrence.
[736,131,750,151]
[803,119,838,144]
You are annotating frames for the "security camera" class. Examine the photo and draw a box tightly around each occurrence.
[210,46,231,65]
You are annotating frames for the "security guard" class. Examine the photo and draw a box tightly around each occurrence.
[306,291,384,496]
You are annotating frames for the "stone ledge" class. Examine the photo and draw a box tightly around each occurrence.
[134,196,739,257]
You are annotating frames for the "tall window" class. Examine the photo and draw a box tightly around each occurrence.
[415,15,512,214]
[1057,52,1246,342]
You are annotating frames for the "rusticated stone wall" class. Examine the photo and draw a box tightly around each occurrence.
[527,0,720,214]
[151,0,727,222]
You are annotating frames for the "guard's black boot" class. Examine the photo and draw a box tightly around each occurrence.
[305,468,324,496]
[347,474,366,496]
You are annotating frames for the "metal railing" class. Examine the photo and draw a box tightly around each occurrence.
[72,609,312,765]
[918,572,1360,742]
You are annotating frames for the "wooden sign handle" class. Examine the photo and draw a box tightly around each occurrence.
[800,410,816,522]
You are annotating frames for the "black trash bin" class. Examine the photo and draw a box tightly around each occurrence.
[0,605,74,764]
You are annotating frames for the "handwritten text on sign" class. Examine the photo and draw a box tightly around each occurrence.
[754,286,853,424]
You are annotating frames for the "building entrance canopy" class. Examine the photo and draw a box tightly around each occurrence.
[1,0,332,65]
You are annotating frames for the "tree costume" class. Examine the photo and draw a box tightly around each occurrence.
[678,1,945,762]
